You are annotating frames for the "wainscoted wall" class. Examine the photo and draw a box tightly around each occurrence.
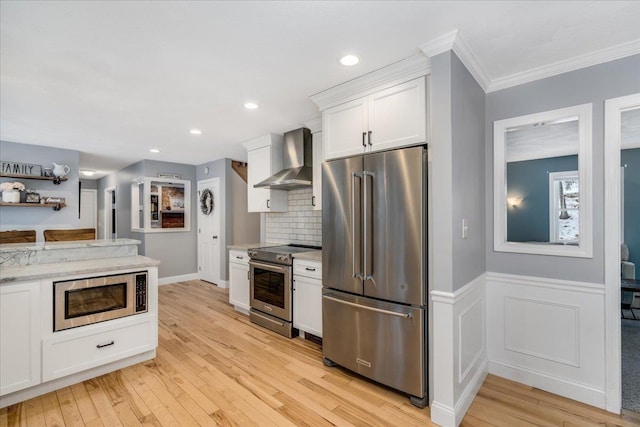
[265,188,321,246]
[430,274,488,427]
[485,272,606,408]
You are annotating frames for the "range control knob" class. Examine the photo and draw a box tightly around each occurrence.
[276,254,288,262]
[248,250,257,258]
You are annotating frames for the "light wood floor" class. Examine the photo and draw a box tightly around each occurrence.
[1,280,639,426]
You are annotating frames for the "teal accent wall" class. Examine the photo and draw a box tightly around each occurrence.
[506,155,578,242]
[622,148,640,278]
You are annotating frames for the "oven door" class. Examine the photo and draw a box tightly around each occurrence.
[250,261,292,322]
[54,273,139,331]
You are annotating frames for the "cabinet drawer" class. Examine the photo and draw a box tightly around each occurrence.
[229,250,250,266]
[42,317,156,382]
[293,259,322,280]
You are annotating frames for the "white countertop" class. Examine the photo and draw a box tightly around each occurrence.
[293,250,322,262]
[0,255,160,285]
[0,238,141,253]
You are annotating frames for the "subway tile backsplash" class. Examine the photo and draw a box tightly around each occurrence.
[265,188,322,246]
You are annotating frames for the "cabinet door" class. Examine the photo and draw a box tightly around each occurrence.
[229,262,250,313]
[293,276,323,337]
[323,97,368,160]
[0,281,41,396]
[312,131,323,211]
[368,77,426,153]
[247,145,272,212]
[246,146,288,213]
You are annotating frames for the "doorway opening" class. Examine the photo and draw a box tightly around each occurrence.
[104,186,117,239]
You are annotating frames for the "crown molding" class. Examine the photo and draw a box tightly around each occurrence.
[420,30,491,92]
[309,54,430,111]
[488,39,640,92]
[302,117,322,133]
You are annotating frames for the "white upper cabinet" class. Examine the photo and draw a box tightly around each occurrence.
[322,77,426,160]
[243,134,288,213]
[312,131,323,211]
[323,98,368,160]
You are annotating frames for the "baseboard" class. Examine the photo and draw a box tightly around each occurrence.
[488,360,605,409]
[158,273,199,286]
[430,401,456,427]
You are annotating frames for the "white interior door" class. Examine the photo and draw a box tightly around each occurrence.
[198,178,221,285]
[79,189,97,229]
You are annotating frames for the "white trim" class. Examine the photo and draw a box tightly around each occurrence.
[604,92,640,414]
[309,54,430,111]
[487,272,604,295]
[420,30,491,92]
[302,117,322,134]
[548,170,580,244]
[488,360,605,408]
[493,103,593,258]
[488,39,640,92]
[430,274,487,427]
[158,273,199,286]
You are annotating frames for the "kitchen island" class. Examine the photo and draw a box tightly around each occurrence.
[0,239,160,408]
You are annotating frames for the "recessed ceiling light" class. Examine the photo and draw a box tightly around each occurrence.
[244,102,258,110]
[149,148,160,153]
[339,54,359,66]
[80,170,95,177]
[190,129,202,135]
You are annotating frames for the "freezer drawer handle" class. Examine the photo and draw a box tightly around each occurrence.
[324,296,412,318]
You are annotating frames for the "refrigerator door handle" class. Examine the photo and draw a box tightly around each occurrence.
[363,171,374,280]
[323,296,412,318]
[351,172,363,279]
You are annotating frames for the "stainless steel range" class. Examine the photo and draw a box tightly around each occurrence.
[248,244,320,338]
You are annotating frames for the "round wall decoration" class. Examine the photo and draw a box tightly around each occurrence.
[200,188,214,215]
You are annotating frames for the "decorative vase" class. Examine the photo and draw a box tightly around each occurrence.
[2,190,21,203]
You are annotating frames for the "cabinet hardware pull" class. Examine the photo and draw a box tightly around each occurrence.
[212,235,218,239]
[305,267,316,271]
[362,132,366,147]
[236,256,243,259]
[311,195,316,206]
[97,341,115,349]
[247,270,250,280]
[267,199,271,209]
[368,130,372,146]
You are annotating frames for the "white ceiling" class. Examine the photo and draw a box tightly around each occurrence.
[2,1,640,178]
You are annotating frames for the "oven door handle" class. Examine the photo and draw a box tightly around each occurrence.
[249,260,290,274]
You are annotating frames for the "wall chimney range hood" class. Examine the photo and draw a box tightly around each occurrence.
[254,127,312,190]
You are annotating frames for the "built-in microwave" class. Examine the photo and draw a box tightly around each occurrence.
[54,271,148,332]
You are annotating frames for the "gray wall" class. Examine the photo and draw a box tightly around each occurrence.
[1,140,80,241]
[430,51,487,293]
[98,160,197,279]
[451,52,487,290]
[486,54,640,283]
[80,179,98,190]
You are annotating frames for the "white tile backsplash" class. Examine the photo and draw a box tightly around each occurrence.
[265,188,321,246]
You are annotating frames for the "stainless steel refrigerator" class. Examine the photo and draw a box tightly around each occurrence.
[322,145,427,408]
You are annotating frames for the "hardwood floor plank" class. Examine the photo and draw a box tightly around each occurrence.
[56,387,84,426]
[3,281,639,427]
[24,397,45,427]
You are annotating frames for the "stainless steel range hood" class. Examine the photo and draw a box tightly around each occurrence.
[254,127,312,190]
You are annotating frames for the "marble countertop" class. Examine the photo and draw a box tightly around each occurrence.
[293,250,322,262]
[0,238,141,253]
[0,255,160,285]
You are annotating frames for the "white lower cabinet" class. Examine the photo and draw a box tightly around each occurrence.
[293,259,323,337]
[229,250,250,313]
[42,316,155,382]
[0,281,41,396]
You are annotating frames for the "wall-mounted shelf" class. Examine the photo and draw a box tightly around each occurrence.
[0,202,66,211]
[0,173,68,185]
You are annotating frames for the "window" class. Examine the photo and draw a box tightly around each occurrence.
[549,171,579,243]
